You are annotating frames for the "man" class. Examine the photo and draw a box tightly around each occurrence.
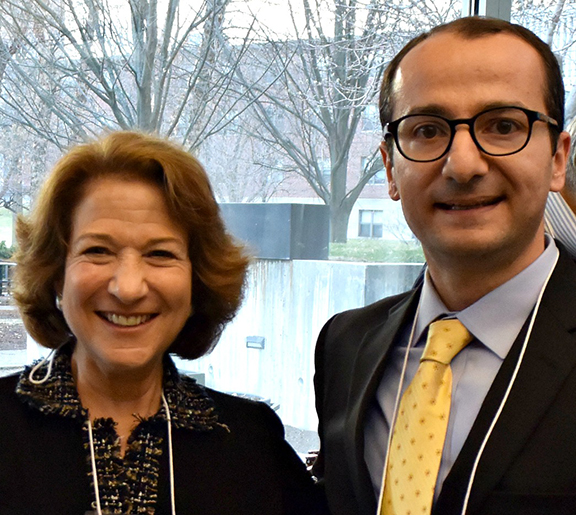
[545,117,576,254]
[313,17,576,515]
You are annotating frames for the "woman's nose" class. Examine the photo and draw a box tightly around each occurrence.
[107,256,149,303]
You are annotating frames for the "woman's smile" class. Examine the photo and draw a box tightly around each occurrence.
[97,312,157,327]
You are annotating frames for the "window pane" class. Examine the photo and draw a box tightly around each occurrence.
[0,0,439,458]
[359,224,371,237]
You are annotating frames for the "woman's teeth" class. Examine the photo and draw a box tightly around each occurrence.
[105,313,152,326]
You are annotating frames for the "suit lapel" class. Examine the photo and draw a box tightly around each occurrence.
[345,289,420,513]
[436,250,576,515]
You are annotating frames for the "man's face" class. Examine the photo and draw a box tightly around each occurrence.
[382,32,569,273]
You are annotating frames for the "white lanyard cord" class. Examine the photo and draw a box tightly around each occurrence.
[87,418,103,515]
[162,392,177,515]
[376,301,421,511]
[460,248,559,514]
[28,346,61,385]
[87,391,177,515]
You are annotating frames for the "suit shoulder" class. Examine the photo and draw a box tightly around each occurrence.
[205,387,275,411]
[314,289,417,363]
[204,387,284,434]
[0,373,19,397]
[0,372,34,429]
[325,289,414,331]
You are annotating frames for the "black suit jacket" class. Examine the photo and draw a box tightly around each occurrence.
[313,247,576,515]
[0,374,327,515]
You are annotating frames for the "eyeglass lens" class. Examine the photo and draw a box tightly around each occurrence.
[396,107,532,161]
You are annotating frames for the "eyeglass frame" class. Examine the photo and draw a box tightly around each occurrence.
[382,106,560,163]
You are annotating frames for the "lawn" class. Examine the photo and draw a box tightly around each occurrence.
[330,238,425,263]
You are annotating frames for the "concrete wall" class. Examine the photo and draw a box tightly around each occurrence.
[176,259,422,431]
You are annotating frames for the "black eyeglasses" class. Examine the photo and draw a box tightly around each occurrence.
[383,106,559,163]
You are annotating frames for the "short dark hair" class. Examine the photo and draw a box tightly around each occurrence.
[13,131,250,359]
[379,16,564,152]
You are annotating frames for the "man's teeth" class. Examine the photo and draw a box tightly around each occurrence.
[446,199,498,210]
[105,314,152,326]
[449,204,478,210]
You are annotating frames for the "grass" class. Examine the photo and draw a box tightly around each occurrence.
[330,238,425,263]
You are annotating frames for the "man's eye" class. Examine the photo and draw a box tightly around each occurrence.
[494,119,518,134]
[413,124,447,139]
[483,118,523,135]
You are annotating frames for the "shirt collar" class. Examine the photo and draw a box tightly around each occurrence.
[416,236,559,358]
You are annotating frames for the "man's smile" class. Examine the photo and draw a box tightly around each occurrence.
[435,195,505,211]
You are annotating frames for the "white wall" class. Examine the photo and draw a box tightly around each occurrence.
[177,259,422,431]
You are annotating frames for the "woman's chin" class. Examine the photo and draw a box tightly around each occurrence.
[75,346,166,379]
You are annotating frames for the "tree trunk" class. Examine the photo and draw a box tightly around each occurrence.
[330,204,353,243]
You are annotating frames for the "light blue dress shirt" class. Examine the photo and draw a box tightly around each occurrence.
[364,237,559,501]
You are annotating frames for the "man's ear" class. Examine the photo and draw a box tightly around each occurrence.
[550,130,570,193]
[380,141,400,201]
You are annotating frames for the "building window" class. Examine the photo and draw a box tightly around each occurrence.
[368,169,386,185]
[361,157,386,184]
[359,209,383,238]
[362,105,380,132]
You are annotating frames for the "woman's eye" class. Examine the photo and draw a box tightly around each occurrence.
[148,249,177,259]
[83,246,109,255]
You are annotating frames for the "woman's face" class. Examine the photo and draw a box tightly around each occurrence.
[61,177,192,376]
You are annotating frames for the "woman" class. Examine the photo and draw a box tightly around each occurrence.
[0,132,326,515]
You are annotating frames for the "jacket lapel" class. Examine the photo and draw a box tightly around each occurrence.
[436,250,576,514]
[345,289,420,513]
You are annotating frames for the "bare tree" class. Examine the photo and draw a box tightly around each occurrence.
[0,0,257,153]
[513,0,576,120]
[238,0,460,242]
[200,123,288,202]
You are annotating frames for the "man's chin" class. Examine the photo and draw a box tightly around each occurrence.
[423,233,546,272]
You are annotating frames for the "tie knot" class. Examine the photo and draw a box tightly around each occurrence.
[421,319,473,365]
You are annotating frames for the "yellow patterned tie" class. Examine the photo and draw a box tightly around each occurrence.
[380,319,473,515]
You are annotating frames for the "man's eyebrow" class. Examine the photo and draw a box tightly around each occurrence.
[404,105,448,117]
[404,101,530,118]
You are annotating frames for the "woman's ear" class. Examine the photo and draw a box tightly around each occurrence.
[54,279,64,311]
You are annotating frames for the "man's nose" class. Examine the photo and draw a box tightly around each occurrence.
[108,255,149,303]
[442,126,489,183]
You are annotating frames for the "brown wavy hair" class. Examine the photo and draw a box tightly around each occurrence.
[12,131,250,359]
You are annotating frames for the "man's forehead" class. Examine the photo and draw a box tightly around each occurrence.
[390,31,547,118]
[398,30,531,66]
